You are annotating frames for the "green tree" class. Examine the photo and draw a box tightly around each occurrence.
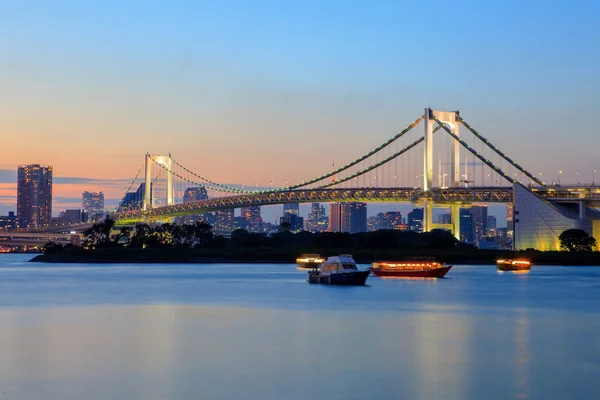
[559,229,597,252]
[43,241,64,254]
[83,218,116,248]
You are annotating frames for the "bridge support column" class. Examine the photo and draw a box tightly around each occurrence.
[144,153,152,211]
[424,108,433,191]
[423,201,433,232]
[450,204,461,240]
[452,117,460,187]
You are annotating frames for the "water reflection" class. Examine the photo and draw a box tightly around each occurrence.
[513,309,531,400]
[1,258,600,399]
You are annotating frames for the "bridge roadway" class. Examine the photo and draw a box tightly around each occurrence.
[112,186,515,223]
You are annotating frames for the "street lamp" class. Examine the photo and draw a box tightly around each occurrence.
[558,170,562,185]
[594,170,597,186]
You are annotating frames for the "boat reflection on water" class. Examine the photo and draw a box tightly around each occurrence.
[497,269,531,275]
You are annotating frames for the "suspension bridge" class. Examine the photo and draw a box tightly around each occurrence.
[103,108,600,249]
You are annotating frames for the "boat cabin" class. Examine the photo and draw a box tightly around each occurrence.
[319,255,358,275]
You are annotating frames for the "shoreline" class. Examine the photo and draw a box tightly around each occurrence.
[28,248,600,266]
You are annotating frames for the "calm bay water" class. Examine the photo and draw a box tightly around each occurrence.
[1,254,599,400]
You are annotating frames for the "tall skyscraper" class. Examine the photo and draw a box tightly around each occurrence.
[306,203,328,232]
[182,186,209,224]
[471,204,488,242]
[183,187,208,203]
[17,164,53,228]
[215,209,234,232]
[118,183,149,212]
[506,202,514,235]
[328,202,367,233]
[283,203,300,216]
[241,206,263,232]
[460,208,473,243]
[407,208,423,232]
[82,191,104,217]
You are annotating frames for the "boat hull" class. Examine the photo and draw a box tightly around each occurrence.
[308,270,370,285]
[370,265,452,278]
[497,264,531,271]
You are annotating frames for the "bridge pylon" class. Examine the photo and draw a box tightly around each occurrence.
[423,108,461,239]
[143,153,173,211]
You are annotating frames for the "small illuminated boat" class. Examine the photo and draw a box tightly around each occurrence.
[307,255,370,285]
[370,259,452,278]
[496,259,531,271]
[296,254,325,270]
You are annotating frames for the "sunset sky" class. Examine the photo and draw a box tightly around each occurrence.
[1,0,599,218]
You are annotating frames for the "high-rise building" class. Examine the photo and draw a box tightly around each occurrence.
[407,208,423,232]
[241,206,263,232]
[283,203,300,216]
[17,164,53,228]
[215,209,234,232]
[118,183,150,212]
[82,191,104,218]
[280,213,304,232]
[506,202,514,235]
[306,203,328,232]
[182,187,209,224]
[58,209,85,225]
[0,212,18,230]
[487,215,497,234]
[471,204,488,242]
[438,213,451,224]
[183,187,208,203]
[460,208,473,243]
[328,202,367,233]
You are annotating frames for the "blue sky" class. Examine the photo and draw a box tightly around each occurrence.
[0,0,599,220]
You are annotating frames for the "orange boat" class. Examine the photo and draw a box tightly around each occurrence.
[370,259,452,278]
[496,259,531,271]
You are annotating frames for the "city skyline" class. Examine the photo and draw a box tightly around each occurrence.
[1,1,599,204]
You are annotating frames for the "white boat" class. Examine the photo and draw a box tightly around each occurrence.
[307,254,370,285]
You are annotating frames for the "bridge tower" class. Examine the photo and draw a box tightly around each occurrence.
[143,154,173,211]
[423,108,461,239]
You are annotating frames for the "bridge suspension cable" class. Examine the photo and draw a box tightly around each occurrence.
[115,163,144,212]
[431,115,517,185]
[148,155,248,194]
[168,115,425,193]
[318,137,424,188]
[458,118,544,186]
[318,125,443,189]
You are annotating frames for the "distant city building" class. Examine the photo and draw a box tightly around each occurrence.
[471,204,488,242]
[233,216,249,231]
[460,208,473,243]
[118,183,150,212]
[82,191,104,218]
[0,212,17,230]
[439,213,451,224]
[328,202,367,233]
[283,203,300,216]
[487,215,497,234]
[280,212,304,232]
[407,208,423,232]
[17,164,53,228]
[306,203,328,232]
[182,186,209,224]
[58,209,86,225]
[241,206,263,232]
[506,202,514,235]
[215,209,234,232]
[183,187,208,203]
[368,211,404,231]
